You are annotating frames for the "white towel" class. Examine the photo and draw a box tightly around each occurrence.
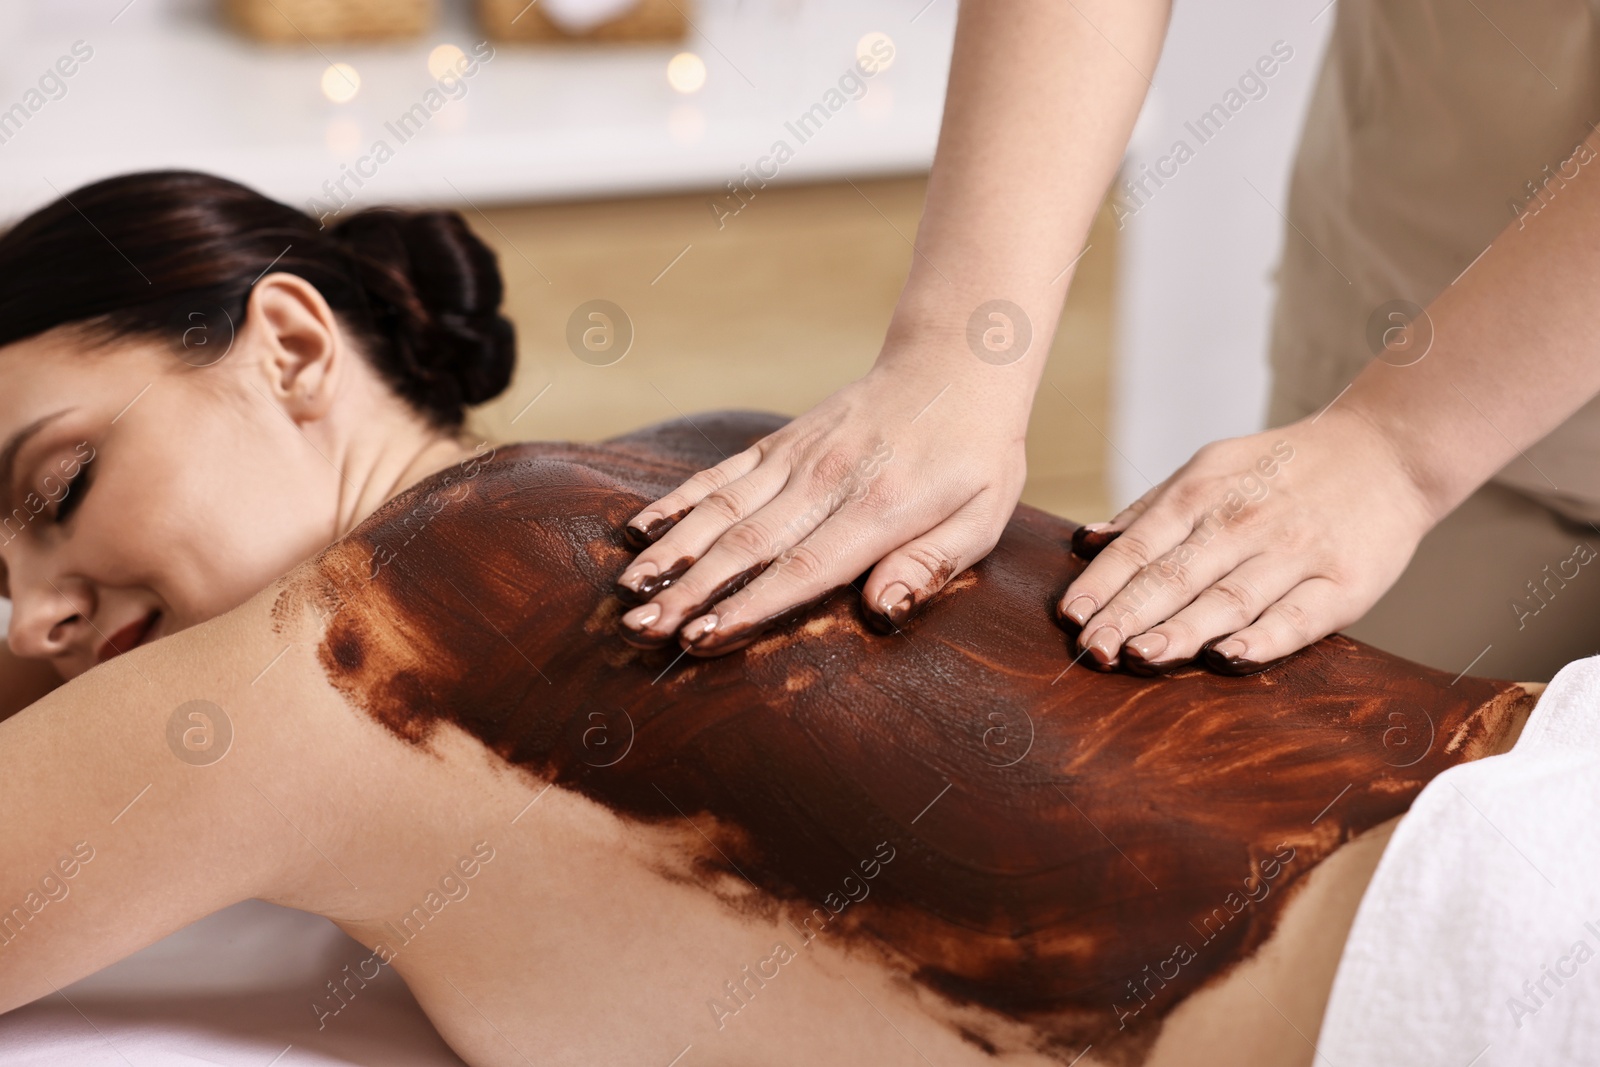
[1318,655,1600,1066]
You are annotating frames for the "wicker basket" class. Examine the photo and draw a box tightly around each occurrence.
[477,0,687,42]
[226,0,434,43]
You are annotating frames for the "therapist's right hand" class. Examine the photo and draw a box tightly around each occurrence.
[612,364,1030,655]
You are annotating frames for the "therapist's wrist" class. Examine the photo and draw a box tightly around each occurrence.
[1323,398,1468,528]
[875,308,1050,405]
[865,341,1041,432]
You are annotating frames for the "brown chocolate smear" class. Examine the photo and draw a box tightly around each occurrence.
[1203,644,1292,677]
[281,410,1531,1060]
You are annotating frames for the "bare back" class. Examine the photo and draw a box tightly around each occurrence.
[0,412,1533,1067]
[277,412,1532,1063]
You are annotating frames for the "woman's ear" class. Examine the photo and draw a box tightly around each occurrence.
[243,273,344,424]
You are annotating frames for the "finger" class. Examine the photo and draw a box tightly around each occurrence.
[679,494,993,656]
[621,446,763,549]
[1202,577,1342,675]
[1121,557,1297,675]
[617,479,839,647]
[1070,487,1156,560]
[615,457,786,602]
[1067,530,1247,667]
[856,499,999,634]
[1056,497,1200,666]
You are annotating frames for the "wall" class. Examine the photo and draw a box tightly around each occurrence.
[1110,0,1334,508]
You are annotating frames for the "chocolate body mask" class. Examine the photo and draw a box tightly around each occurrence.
[281,411,1529,1060]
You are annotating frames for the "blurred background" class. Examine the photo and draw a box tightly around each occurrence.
[0,0,1333,523]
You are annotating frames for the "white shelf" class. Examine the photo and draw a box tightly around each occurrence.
[0,0,956,219]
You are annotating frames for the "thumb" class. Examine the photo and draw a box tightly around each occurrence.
[861,505,1002,633]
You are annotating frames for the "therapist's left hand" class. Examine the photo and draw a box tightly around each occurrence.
[1058,407,1440,674]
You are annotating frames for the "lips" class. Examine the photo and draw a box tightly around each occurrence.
[96,610,161,665]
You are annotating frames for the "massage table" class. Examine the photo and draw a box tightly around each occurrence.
[0,900,465,1066]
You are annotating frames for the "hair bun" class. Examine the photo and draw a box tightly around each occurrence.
[331,208,515,427]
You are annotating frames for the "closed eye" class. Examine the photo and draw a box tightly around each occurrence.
[51,463,91,525]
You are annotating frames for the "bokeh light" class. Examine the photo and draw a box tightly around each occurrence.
[428,43,466,79]
[666,52,707,94]
[320,62,361,103]
[856,32,895,73]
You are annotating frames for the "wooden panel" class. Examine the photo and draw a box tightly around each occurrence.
[466,175,1115,523]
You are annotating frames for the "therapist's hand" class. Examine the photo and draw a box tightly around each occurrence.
[1059,407,1438,674]
[612,366,1029,655]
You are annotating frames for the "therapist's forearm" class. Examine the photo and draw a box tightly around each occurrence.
[878,0,1171,401]
[1343,129,1600,521]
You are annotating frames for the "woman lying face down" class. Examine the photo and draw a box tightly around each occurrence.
[0,172,1535,1066]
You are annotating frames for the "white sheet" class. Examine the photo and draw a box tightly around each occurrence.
[0,900,465,1066]
[1319,655,1600,1065]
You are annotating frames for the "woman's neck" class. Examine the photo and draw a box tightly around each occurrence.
[330,430,476,543]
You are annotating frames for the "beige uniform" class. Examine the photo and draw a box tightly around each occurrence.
[1267,0,1600,680]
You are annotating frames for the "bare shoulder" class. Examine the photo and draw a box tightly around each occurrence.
[0,576,385,1013]
[0,428,757,1033]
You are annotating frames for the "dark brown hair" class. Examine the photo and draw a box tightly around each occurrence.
[0,169,515,429]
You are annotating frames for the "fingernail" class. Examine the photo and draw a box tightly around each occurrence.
[623,507,690,550]
[622,514,658,550]
[879,581,913,620]
[622,604,661,631]
[1086,625,1122,665]
[682,613,718,643]
[1123,632,1181,676]
[1203,637,1283,676]
[1071,523,1119,559]
[1064,595,1097,625]
[1126,632,1168,660]
[637,556,695,599]
[615,560,659,598]
[1212,638,1245,660]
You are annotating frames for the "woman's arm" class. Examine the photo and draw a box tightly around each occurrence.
[1061,124,1600,672]
[0,583,373,1012]
[613,0,1172,655]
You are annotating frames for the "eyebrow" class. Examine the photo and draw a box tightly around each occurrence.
[0,409,74,519]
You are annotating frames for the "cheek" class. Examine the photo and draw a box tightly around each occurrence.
[90,410,342,626]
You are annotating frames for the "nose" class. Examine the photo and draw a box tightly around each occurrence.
[7,572,95,661]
